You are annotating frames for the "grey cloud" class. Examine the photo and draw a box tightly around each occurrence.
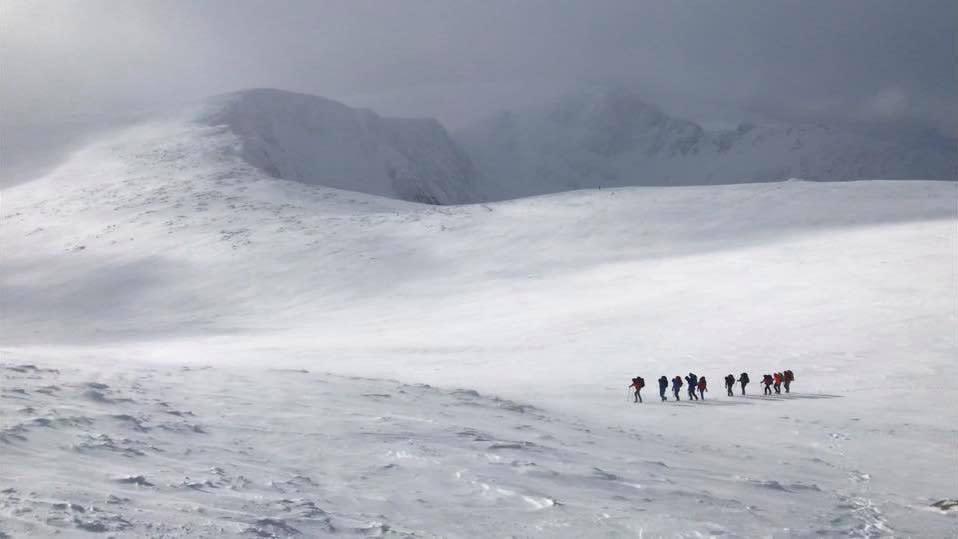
[2,0,955,180]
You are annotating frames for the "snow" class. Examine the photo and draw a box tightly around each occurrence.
[456,87,958,200]
[200,89,478,204]
[1,91,957,537]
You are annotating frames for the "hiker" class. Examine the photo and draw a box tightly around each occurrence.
[773,372,783,394]
[697,376,707,400]
[658,376,669,401]
[685,372,699,400]
[672,376,683,401]
[783,370,794,393]
[629,376,645,403]
[724,374,735,396]
[762,374,773,395]
[738,372,750,395]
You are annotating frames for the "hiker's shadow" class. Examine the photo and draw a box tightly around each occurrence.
[742,393,843,402]
[689,399,752,406]
[665,400,753,407]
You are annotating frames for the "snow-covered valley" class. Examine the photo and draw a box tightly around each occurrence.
[1,91,956,537]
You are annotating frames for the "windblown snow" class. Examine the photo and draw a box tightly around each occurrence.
[457,87,957,200]
[1,89,956,537]
[199,89,478,205]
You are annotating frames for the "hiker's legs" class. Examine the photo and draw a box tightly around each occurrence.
[637,391,642,403]
[741,382,746,395]
[784,381,790,393]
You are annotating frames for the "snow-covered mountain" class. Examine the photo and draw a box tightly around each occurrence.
[1,88,956,536]
[197,88,479,204]
[456,87,957,200]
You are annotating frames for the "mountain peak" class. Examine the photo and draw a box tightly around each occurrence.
[197,89,478,204]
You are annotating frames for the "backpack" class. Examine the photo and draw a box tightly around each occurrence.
[636,377,645,388]
[741,373,750,383]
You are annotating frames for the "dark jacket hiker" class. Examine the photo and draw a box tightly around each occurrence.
[685,373,699,400]
[724,374,735,396]
[783,370,795,393]
[658,376,669,401]
[738,372,750,395]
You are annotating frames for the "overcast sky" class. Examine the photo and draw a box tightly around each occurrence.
[1,0,956,175]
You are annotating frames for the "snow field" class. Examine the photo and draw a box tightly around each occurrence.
[1,101,956,536]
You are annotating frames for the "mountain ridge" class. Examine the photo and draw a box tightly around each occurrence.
[197,88,479,204]
[454,87,957,200]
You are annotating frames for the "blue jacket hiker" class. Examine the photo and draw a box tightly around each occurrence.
[671,376,683,401]
[685,373,699,400]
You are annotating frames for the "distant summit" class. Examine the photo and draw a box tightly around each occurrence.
[199,89,479,204]
[455,87,957,200]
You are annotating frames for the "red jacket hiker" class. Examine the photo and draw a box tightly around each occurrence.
[629,377,645,403]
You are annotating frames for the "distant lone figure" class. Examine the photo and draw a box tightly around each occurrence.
[738,372,750,395]
[672,376,683,401]
[724,374,735,397]
[697,376,707,400]
[783,370,794,393]
[658,376,669,401]
[762,374,774,395]
[685,373,699,400]
[629,376,645,403]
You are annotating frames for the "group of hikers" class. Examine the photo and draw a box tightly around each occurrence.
[628,370,795,403]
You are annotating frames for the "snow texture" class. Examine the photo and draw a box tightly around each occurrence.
[1,89,956,537]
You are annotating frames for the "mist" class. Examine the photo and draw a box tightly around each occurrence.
[2,0,955,181]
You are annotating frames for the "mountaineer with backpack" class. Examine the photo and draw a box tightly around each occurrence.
[658,376,669,401]
[724,374,735,396]
[672,376,683,401]
[697,376,707,400]
[629,376,645,403]
[738,372,750,395]
[685,372,699,400]
[773,372,783,394]
[762,374,774,395]
[783,370,794,393]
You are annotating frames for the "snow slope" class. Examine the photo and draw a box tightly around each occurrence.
[198,89,478,204]
[1,111,956,536]
[456,87,958,200]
